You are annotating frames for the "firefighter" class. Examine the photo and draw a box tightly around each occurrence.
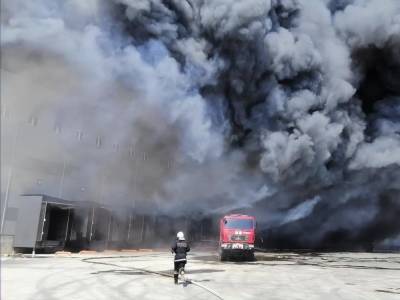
[171,231,190,284]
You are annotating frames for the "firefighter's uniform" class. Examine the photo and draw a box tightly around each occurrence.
[171,232,190,284]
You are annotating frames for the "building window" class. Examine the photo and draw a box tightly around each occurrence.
[54,125,62,134]
[76,130,83,141]
[129,145,135,157]
[96,136,102,148]
[29,116,38,126]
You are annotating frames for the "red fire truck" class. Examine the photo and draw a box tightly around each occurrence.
[219,214,256,261]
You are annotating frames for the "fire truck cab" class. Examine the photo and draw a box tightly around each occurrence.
[219,214,256,261]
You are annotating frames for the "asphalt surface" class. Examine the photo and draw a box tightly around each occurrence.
[2,251,400,300]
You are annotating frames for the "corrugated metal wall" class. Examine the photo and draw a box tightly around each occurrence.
[0,111,140,236]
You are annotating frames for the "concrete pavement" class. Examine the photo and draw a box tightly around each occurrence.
[2,251,400,299]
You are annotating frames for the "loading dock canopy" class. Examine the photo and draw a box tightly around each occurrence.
[14,195,132,251]
[14,195,219,252]
[14,196,43,248]
[14,195,92,248]
[14,195,78,248]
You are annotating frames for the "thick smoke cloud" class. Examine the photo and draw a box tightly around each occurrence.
[2,0,400,249]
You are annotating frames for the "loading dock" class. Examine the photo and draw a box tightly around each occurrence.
[13,195,147,252]
[108,210,130,249]
[13,195,118,252]
[13,195,220,253]
[14,195,77,252]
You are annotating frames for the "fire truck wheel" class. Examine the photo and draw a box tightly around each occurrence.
[219,250,227,261]
[248,252,255,261]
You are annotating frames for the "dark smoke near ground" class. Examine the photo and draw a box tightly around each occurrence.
[2,0,400,250]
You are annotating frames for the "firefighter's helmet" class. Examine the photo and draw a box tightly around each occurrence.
[177,231,185,240]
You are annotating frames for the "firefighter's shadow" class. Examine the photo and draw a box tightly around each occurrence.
[180,278,212,288]
[186,269,225,274]
[180,280,191,287]
[92,269,225,276]
[159,268,225,275]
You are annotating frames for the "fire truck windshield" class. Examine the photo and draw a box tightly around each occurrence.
[224,219,254,229]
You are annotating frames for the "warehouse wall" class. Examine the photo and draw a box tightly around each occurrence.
[0,110,140,237]
[1,112,220,252]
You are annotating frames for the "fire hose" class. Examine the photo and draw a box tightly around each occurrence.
[82,255,224,300]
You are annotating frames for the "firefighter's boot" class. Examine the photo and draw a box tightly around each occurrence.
[174,273,178,284]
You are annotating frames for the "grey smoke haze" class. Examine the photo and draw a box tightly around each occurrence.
[1,0,400,248]
[280,196,320,225]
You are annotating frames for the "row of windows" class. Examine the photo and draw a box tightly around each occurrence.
[2,117,153,160]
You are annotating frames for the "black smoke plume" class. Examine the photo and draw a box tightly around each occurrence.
[2,0,400,249]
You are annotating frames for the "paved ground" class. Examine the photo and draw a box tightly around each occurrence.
[2,250,400,300]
